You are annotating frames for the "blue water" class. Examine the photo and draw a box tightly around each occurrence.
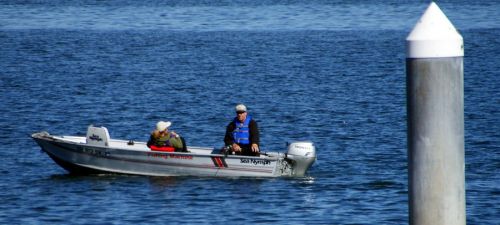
[1,0,499,224]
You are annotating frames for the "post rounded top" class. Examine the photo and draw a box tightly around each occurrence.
[406,2,463,58]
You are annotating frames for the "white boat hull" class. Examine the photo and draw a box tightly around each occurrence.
[32,128,316,177]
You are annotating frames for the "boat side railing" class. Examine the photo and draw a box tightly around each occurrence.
[32,132,282,161]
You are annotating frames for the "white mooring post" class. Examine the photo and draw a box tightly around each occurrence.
[406,2,465,225]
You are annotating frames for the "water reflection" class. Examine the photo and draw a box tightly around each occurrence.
[147,176,181,192]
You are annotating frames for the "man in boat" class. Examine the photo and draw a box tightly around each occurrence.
[147,121,187,152]
[224,104,260,156]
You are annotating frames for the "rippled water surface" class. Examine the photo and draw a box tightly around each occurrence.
[0,0,498,224]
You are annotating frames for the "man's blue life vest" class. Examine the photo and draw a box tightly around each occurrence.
[232,115,252,145]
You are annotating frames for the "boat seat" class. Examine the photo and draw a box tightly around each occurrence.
[86,125,111,147]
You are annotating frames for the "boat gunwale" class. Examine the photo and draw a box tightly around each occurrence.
[31,131,282,160]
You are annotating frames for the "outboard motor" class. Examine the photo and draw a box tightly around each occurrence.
[286,141,316,176]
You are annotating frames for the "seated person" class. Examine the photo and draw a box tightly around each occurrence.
[147,121,187,152]
[224,104,260,156]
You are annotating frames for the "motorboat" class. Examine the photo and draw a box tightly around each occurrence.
[31,125,316,177]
